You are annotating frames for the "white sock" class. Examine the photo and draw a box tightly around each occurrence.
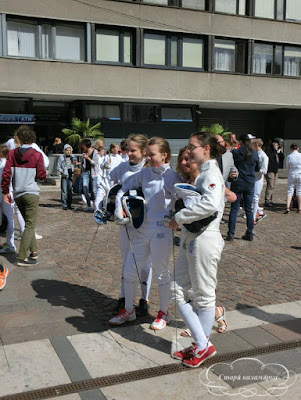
[178,302,208,350]
[197,307,215,339]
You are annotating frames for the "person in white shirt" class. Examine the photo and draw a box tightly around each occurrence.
[285,143,301,214]
[109,137,181,330]
[0,145,17,253]
[252,138,269,223]
[101,143,123,178]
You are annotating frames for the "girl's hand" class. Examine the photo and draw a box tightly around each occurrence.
[169,217,179,231]
[4,193,11,205]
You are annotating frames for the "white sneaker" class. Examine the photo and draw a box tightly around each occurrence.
[35,233,43,240]
[150,310,169,330]
[109,308,136,325]
[0,244,15,254]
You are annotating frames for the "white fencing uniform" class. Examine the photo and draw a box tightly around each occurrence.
[97,160,152,300]
[115,164,181,314]
[253,149,269,220]
[286,150,301,196]
[170,159,224,349]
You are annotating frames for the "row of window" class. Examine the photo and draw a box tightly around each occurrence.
[1,16,301,77]
[120,0,301,22]
[85,104,193,122]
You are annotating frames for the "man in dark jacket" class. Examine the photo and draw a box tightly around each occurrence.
[264,139,284,207]
[226,134,260,242]
[1,125,46,266]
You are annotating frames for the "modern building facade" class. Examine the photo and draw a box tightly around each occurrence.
[0,0,301,153]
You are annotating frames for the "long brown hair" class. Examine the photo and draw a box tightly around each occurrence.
[176,146,190,180]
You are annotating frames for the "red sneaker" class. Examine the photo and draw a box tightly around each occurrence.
[150,310,168,330]
[109,308,136,325]
[183,343,217,368]
[173,343,197,360]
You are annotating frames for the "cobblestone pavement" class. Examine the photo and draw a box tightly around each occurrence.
[36,178,301,314]
[1,177,300,339]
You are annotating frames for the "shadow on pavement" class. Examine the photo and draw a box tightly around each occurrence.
[31,279,172,354]
[236,303,301,336]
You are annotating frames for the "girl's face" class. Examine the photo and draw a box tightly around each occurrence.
[187,137,210,166]
[147,144,168,167]
[128,140,144,165]
[65,147,72,155]
[111,146,119,154]
[98,149,105,156]
[181,150,199,175]
[180,150,190,174]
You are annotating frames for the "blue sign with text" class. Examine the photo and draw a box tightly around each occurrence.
[0,114,35,124]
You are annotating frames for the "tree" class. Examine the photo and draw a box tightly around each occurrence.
[62,118,104,151]
[200,123,232,139]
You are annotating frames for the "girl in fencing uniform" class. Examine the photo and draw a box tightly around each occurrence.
[169,132,224,368]
[109,137,181,330]
[96,134,152,314]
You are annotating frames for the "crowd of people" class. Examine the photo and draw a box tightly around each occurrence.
[0,125,300,370]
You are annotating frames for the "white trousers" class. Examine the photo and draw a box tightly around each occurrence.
[170,229,223,310]
[287,173,301,196]
[253,177,264,220]
[124,224,172,313]
[119,225,152,300]
[2,200,15,249]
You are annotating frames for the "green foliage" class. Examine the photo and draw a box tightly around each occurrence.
[200,123,232,139]
[62,118,104,149]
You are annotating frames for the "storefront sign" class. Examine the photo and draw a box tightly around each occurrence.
[0,114,35,124]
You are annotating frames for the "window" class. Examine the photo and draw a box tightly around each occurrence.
[286,0,301,22]
[254,0,275,19]
[275,45,283,75]
[56,24,85,61]
[214,40,235,72]
[181,0,205,10]
[182,37,203,68]
[214,39,246,73]
[144,33,166,66]
[143,31,204,70]
[252,43,273,74]
[7,20,37,58]
[161,107,192,122]
[41,24,52,59]
[214,0,246,15]
[123,104,158,123]
[142,0,168,4]
[6,18,86,61]
[85,104,121,120]
[284,47,301,77]
[96,28,133,64]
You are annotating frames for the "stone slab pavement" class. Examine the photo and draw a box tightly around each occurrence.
[0,177,300,399]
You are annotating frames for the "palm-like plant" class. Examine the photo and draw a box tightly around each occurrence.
[201,123,232,139]
[62,118,104,150]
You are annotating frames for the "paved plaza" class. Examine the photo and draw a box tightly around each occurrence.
[0,176,301,399]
